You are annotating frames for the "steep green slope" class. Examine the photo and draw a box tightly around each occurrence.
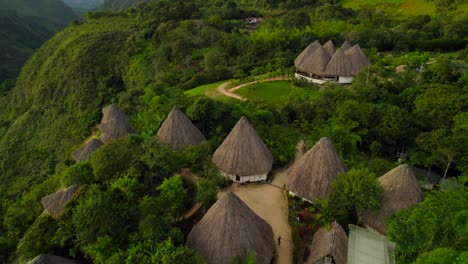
[1,17,136,194]
[0,0,76,84]
[0,16,137,260]
[0,0,76,29]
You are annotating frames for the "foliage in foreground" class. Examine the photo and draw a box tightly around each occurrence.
[388,182,468,263]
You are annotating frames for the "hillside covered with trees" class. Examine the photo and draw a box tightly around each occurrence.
[0,0,466,263]
[0,0,76,87]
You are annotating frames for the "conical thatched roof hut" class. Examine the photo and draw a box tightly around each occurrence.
[296,46,332,76]
[100,104,127,123]
[344,44,370,73]
[288,137,347,202]
[294,40,370,84]
[323,40,336,57]
[98,104,136,143]
[212,117,273,183]
[340,40,352,51]
[27,254,79,264]
[72,139,103,162]
[187,192,275,264]
[307,221,348,264]
[40,185,79,219]
[294,40,321,66]
[156,108,206,150]
[324,48,355,77]
[360,164,424,234]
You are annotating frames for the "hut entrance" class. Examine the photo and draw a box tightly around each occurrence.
[236,175,240,181]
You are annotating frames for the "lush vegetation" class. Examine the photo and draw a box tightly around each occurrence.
[0,0,466,262]
[0,0,76,86]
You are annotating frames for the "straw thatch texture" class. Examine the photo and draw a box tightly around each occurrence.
[324,48,355,76]
[340,40,352,51]
[307,221,348,264]
[360,164,424,234]
[72,139,103,162]
[27,254,79,264]
[212,116,273,176]
[296,46,332,76]
[98,104,136,143]
[40,185,79,219]
[344,44,370,73]
[395,64,408,73]
[156,108,206,150]
[100,104,127,123]
[294,40,321,67]
[187,192,275,264]
[295,40,370,80]
[323,40,336,57]
[288,137,347,202]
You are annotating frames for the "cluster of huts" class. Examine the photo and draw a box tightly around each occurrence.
[35,104,424,264]
[295,40,371,84]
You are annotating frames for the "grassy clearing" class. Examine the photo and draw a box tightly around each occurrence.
[233,81,321,106]
[343,0,437,15]
[398,0,435,15]
[184,80,228,97]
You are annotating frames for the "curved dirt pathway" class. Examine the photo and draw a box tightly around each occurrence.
[216,82,245,100]
[215,76,289,101]
[218,170,292,264]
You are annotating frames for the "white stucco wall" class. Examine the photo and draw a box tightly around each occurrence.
[288,191,314,204]
[338,76,354,83]
[220,171,268,183]
[295,73,326,84]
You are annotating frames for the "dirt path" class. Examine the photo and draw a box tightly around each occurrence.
[177,169,203,222]
[214,76,290,101]
[216,82,245,100]
[218,171,292,264]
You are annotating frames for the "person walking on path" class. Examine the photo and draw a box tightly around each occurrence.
[278,235,282,247]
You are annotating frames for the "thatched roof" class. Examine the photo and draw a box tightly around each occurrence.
[98,104,136,143]
[360,164,424,234]
[40,185,79,219]
[295,40,370,78]
[307,221,348,264]
[27,254,79,264]
[72,139,103,162]
[341,40,352,51]
[296,45,332,75]
[344,44,370,72]
[294,40,321,67]
[212,117,273,176]
[156,107,206,150]
[187,192,275,264]
[100,104,127,123]
[323,40,336,57]
[288,137,347,202]
[395,64,408,73]
[324,48,355,77]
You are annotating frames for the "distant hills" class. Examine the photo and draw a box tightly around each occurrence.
[99,0,148,12]
[0,0,76,85]
[62,0,106,10]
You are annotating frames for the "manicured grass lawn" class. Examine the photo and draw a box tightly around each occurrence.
[233,81,321,106]
[184,80,227,97]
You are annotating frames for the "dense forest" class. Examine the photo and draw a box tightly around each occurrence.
[0,0,466,263]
